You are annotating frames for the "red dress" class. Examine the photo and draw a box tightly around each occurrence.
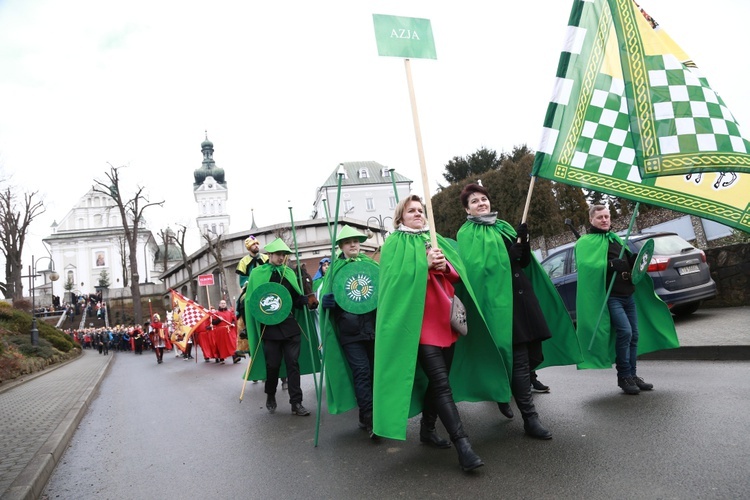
[193,317,215,359]
[212,309,237,359]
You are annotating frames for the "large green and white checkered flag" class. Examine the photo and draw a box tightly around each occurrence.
[532,0,750,232]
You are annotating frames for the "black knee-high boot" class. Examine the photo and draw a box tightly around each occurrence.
[420,406,451,449]
[435,400,483,471]
[512,346,551,440]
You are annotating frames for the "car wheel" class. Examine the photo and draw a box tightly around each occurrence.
[671,302,701,317]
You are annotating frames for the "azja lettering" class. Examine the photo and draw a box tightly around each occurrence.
[390,29,420,40]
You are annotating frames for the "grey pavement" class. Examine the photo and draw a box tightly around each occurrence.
[0,349,113,500]
[1,305,748,500]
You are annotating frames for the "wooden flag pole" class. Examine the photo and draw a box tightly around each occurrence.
[520,176,536,224]
[404,58,438,249]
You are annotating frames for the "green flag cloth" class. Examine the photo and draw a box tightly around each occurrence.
[457,219,582,370]
[372,230,511,441]
[574,232,679,369]
[318,254,379,415]
[243,263,321,380]
[532,0,750,232]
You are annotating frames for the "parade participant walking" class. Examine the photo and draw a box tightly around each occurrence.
[320,225,378,438]
[150,314,168,364]
[236,235,268,288]
[373,195,507,472]
[245,238,318,416]
[575,204,678,393]
[456,183,581,439]
[132,326,144,355]
[211,299,239,364]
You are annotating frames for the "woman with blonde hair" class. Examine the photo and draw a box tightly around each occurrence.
[373,195,510,472]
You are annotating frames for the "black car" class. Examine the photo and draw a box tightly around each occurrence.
[540,232,717,322]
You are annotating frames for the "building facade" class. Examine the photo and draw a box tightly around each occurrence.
[311,161,412,235]
[194,134,230,236]
[43,188,158,303]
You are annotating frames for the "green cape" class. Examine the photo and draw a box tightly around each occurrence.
[319,254,379,415]
[456,219,582,370]
[574,232,679,369]
[243,263,322,380]
[372,230,511,441]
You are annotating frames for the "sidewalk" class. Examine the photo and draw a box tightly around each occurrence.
[0,306,747,499]
[0,349,112,500]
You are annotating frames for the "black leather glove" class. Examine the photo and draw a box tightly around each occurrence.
[294,295,308,309]
[609,258,630,272]
[515,222,529,243]
[321,293,336,310]
[508,243,524,261]
[239,329,248,340]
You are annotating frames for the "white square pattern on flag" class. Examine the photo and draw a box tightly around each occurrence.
[572,74,640,182]
[648,55,749,155]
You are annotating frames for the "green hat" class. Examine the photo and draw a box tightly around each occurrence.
[264,238,293,254]
[336,225,367,245]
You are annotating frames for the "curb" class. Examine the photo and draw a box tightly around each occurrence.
[3,353,115,500]
[640,345,750,361]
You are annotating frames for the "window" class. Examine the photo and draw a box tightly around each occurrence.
[366,198,375,210]
[382,168,391,177]
[541,251,568,279]
[358,168,369,179]
[344,199,353,213]
[389,197,396,209]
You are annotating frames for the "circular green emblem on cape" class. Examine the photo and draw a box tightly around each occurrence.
[248,282,292,325]
[333,261,379,314]
[631,238,654,285]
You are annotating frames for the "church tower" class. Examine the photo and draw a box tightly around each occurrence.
[194,132,230,236]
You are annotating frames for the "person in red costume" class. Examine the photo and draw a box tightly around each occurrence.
[193,315,216,362]
[150,313,171,364]
[212,299,239,364]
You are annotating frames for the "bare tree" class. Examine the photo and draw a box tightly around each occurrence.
[116,235,129,287]
[92,165,163,323]
[157,228,173,276]
[0,187,45,299]
[202,229,229,300]
[173,224,196,299]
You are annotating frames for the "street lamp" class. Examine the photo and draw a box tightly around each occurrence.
[367,215,393,238]
[26,255,59,346]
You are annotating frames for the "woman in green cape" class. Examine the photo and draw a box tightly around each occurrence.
[319,225,379,438]
[244,238,320,416]
[456,183,582,440]
[373,195,495,472]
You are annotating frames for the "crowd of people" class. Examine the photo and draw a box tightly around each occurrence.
[235,186,678,473]
[59,187,678,474]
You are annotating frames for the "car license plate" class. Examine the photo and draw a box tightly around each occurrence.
[678,264,700,275]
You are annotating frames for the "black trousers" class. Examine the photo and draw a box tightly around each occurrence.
[417,344,467,442]
[263,336,302,405]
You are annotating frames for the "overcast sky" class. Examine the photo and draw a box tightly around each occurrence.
[1,0,748,272]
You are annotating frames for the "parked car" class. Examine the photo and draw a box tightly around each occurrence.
[540,232,717,322]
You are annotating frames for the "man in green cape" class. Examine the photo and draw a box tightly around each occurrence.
[372,229,511,442]
[319,225,379,438]
[244,238,321,416]
[575,205,678,394]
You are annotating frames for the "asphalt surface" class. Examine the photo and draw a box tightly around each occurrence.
[0,306,748,500]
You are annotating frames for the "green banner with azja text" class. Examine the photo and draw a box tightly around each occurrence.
[372,14,436,59]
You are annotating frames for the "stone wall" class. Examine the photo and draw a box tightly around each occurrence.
[704,243,750,307]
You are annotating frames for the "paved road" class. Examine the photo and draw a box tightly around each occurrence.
[1,306,747,499]
[40,353,750,499]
